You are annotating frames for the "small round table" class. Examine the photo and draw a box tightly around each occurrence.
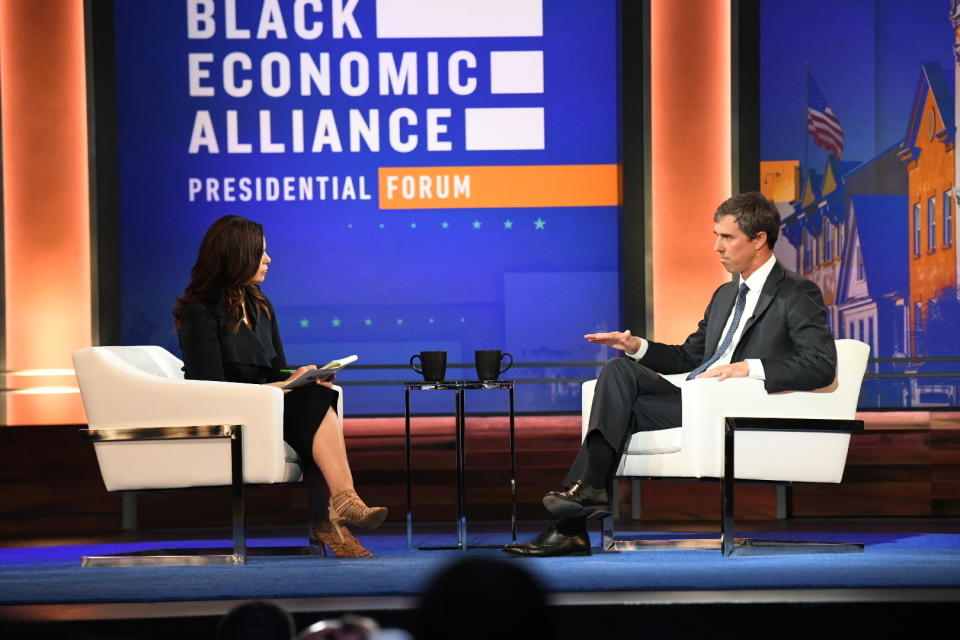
[404,380,517,550]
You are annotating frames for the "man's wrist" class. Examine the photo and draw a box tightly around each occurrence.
[745,358,765,380]
[625,337,647,359]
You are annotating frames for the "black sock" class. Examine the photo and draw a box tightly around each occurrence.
[581,432,616,490]
[556,516,587,535]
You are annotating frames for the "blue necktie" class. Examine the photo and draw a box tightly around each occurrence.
[686,282,749,380]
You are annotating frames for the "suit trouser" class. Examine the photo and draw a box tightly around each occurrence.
[563,357,682,488]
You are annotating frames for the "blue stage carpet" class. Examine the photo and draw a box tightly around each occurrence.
[2,530,960,605]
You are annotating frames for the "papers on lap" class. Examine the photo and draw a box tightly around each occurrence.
[283,355,358,389]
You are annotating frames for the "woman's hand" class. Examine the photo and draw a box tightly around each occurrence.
[266,365,318,392]
[266,366,336,391]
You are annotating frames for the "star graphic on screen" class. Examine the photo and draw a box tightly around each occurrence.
[379,223,385,229]
[503,220,514,229]
[428,318,435,324]
[396,318,404,325]
[410,222,417,229]
[347,223,353,229]
[299,318,310,328]
[441,221,449,229]
[534,218,547,230]
[331,317,341,327]
[460,317,466,323]
[364,318,372,326]
[472,220,482,229]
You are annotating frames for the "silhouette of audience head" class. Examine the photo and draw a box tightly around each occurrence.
[297,614,381,639]
[216,559,550,640]
[415,556,552,640]
[217,600,295,640]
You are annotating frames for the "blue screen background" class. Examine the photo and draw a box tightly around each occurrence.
[114,0,622,414]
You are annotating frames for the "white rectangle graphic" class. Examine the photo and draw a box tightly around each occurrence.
[464,108,545,151]
[490,51,544,94]
[376,0,543,38]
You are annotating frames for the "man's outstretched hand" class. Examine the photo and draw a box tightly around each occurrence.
[584,330,642,355]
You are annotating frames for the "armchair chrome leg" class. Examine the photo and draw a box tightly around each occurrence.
[610,479,621,520]
[231,426,247,563]
[599,415,865,556]
[80,424,322,568]
[601,514,617,552]
[601,478,618,552]
[776,485,788,519]
[719,417,863,557]
[630,479,642,520]
[121,492,139,531]
[722,418,736,557]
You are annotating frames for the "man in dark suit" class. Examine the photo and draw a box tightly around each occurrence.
[503,192,836,557]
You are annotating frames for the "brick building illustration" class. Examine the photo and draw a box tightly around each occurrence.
[765,47,959,407]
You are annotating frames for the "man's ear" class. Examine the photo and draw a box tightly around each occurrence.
[753,231,768,248]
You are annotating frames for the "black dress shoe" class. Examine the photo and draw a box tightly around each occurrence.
[542,482,610,519]
[502,522,591,557]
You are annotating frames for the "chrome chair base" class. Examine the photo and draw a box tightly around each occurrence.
[601,417,866,557]
[81,545,320,568]
[79,425,320,567]
[603,536,864,556]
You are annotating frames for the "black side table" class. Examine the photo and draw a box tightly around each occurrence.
[404,380,517,550]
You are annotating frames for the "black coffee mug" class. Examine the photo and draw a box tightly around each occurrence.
[411,350,447,382]
[474,350,513,381]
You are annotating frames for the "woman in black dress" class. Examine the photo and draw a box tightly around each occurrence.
[173,215,386,558]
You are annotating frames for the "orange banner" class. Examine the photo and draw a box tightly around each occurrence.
[378,164,619,209]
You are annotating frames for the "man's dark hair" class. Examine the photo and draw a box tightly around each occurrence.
[714,192,780,249]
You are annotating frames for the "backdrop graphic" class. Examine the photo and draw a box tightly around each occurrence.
[114,0,621,414]
[760,0,959,408]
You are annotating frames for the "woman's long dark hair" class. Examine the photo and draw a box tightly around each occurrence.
[173,215,270,332]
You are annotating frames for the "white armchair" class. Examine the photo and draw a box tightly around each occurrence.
[581,339,869,555]
[72,345,343,566]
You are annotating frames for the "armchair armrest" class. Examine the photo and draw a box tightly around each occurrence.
[74,347,286,485]
[681,376,858,422]
[678,375,860,481]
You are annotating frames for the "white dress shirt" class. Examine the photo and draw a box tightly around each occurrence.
[627,254,777,383]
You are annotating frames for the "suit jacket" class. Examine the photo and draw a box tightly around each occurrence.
[639,261,837,393]
[178,292,288,384]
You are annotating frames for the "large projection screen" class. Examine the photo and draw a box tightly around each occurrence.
[111,0,622,414]
[760,0,960,409]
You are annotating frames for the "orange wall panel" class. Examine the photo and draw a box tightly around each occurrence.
[1,0,90,424]
[650,0,732,343]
